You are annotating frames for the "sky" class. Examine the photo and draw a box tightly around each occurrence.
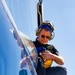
[4,0,75,75]
[43,0,75,75]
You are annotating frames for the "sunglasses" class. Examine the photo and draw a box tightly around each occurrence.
[41,35,50,39]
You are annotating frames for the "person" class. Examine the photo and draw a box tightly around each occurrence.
[33,21,67,75]
[14,20,67,75]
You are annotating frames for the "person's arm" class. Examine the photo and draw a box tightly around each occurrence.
[41,50,64,65]
[50,53,64,65]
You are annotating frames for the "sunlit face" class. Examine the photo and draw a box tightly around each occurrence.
[38,28,51,44]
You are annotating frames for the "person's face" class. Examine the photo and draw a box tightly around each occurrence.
[38,28,51,44]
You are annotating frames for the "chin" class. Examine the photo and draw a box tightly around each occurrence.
[41,42,47,44]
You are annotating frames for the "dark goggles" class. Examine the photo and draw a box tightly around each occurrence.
[41,35,50,39]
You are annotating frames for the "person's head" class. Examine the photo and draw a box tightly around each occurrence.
[36,21,55,44]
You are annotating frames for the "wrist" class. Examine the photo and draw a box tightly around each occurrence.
[51,54,56,60]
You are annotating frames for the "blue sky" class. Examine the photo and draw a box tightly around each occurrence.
[5,0,75,75]
[43,0,75,75]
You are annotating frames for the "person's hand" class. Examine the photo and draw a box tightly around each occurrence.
[41,50,64,65]
[41,50,53,60]
[40,50,53,68]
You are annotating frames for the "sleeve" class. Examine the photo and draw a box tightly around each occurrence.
[45,44,59,55]
[52,45,59,55]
